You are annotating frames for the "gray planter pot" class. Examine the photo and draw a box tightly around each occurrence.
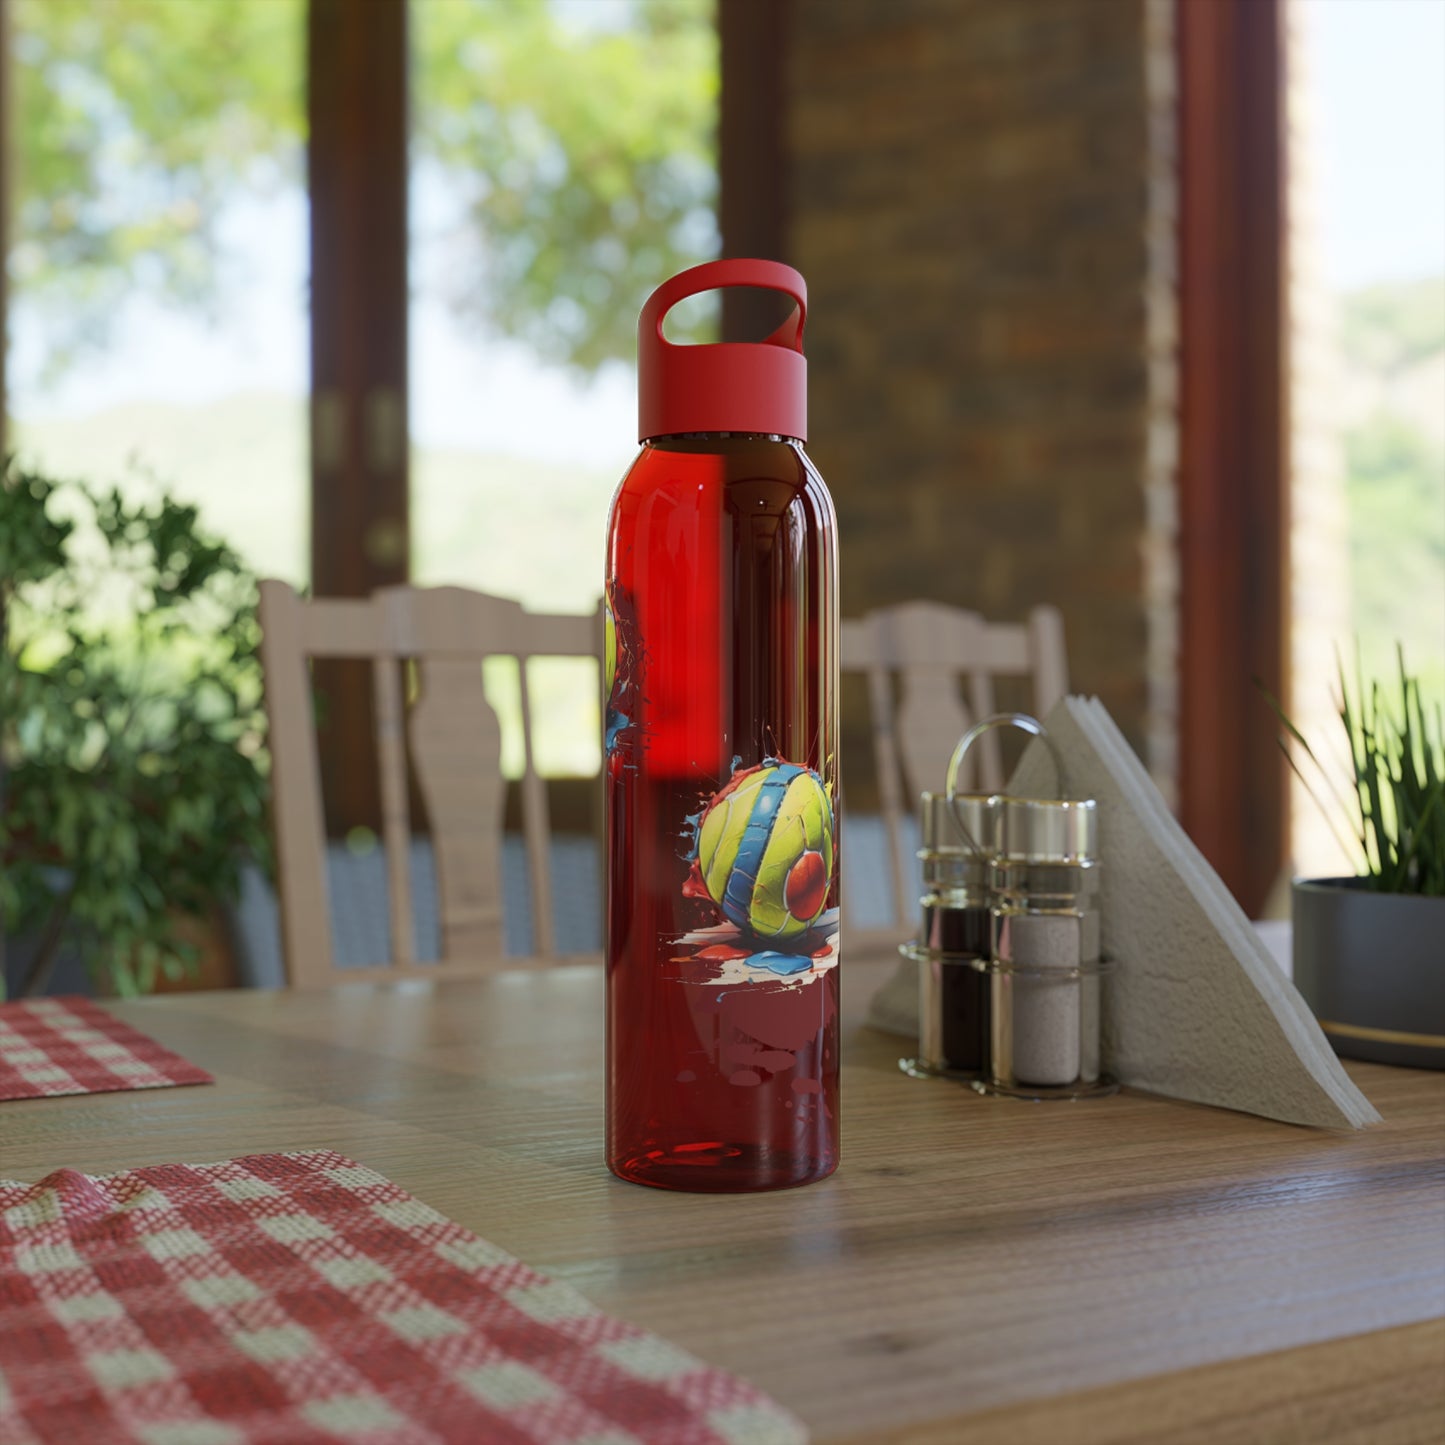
[1292,878,1445,1070]
[2,870,96,999]
[2,928,95,999]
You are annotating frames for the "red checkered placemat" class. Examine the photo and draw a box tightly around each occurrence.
[0,996,212,1102]
[0,1150,806,1445]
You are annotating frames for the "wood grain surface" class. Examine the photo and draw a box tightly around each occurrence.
[2,961,1441,1443]
[845,1320,1445,1445]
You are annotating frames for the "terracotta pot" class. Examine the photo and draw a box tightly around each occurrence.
[148,910,240,994]
[1292,878,1445,1070]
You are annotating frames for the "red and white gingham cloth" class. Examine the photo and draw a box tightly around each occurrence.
[0,1151,806,1445]
[0,997,212,1102]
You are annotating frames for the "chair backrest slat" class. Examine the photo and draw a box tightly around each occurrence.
[864,646,912,928]
[1029,606,1069,715]
[296,596,386,657]
[258,580,336,986]
[259,579,603,986]
[372,653,415,966]
[515,655,556,957]
[966,670,1002,790]
[409,654,507,960]
[840,601,1069,944]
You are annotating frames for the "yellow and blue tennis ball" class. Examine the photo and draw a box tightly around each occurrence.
[697,763,835,941]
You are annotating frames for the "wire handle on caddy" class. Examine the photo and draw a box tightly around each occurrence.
[942,712,1068,858]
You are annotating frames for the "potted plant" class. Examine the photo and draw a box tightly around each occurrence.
[0,459,272,998]
[1276,655,1444,1069]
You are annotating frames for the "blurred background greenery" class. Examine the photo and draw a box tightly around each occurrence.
[9,0,717,780]
[1336,277,1445,702]
[5,0,1442,832]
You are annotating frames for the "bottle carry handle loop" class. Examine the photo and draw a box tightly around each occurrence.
[639,259,807,356]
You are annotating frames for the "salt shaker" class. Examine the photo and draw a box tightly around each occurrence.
[985,795,1115,1099]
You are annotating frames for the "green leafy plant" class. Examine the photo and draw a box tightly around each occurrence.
[0,459,271,996]
[1269,651,1445,896]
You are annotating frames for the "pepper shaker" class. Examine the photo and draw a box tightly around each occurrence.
[899,792,995,1079]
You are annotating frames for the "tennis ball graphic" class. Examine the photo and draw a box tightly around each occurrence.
[697,763,835,941]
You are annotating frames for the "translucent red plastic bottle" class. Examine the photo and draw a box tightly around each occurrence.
[605,261,840,1192]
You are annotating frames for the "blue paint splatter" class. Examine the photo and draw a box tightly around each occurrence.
[747,951,814,976]
[679,804,705,857]
[605,711,631,754]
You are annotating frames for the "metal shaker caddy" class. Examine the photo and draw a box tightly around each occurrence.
[899,713,1116,1100]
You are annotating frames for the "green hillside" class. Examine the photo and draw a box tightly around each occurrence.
[13,392,623,609]
[1338,277,1445,696]
[1341,276,1445,376]
[15,393,309,582]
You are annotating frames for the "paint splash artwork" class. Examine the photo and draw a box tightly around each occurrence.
[678,759,840,987]
[669,758,839,1109]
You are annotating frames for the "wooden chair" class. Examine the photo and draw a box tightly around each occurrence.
[840,601,1069,950]
[258,580,604,987]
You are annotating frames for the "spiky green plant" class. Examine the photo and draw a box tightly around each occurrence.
[1269,650,1444,896]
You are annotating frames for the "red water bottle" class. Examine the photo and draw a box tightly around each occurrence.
[605,259,840,1192]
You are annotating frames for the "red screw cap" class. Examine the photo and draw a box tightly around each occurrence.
[637,258,807,443]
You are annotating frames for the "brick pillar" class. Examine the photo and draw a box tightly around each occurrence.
[789,0,1171,773]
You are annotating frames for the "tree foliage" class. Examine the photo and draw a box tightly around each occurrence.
[13,0,717,381]
[11,0,305,379]
[414,0,717,367]
[1337,281,1445,699]
[0,460,271,997]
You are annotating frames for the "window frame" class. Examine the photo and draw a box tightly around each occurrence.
[1176,0,1291,914]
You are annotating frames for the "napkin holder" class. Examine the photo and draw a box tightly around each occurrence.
[870,695,1380,1129]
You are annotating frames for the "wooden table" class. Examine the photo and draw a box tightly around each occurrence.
[3,961,1442,1444]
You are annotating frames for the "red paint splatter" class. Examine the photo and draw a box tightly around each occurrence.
[695,943,753,961]
[680,862,711,899]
